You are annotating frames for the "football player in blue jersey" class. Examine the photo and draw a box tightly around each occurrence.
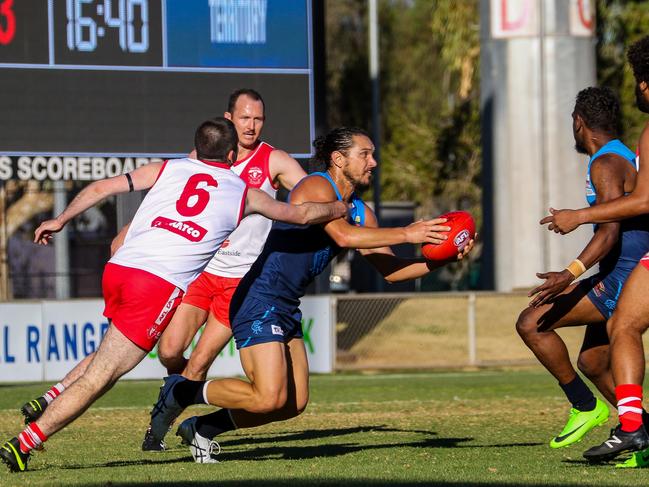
[541,35,649,465]
[147,127,475,463]
[516,87,649,450]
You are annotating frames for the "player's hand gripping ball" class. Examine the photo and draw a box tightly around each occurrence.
[422,211,475,261]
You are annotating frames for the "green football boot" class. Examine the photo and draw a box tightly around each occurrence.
[616,447,649,468]
[550,398,609,449]
[0,437,30,472]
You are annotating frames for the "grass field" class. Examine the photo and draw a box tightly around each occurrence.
[0,370,648,486]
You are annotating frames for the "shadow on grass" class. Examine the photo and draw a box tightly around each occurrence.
[50,425,543,472]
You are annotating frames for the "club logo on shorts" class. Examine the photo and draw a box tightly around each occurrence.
[271,325,284,336]
[246,166,264,186]
[148,288,182,340]
[454,229,470,250]
[251,321,263,335]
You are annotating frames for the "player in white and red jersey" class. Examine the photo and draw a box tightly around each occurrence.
[140,90,310,449]
[0,118,347,473]
[155,90,306,382]
[16,89,308,439]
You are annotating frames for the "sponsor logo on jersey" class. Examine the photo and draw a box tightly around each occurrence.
[246,166,264,186]
[216,249,242,257]
[221,239,230,248]
[151,216,207,242]
[271,325,284,336]
[454,229,470,250]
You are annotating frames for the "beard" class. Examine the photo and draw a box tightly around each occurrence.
[636,84,649,113]
[574,141,588,155]
[344,168,372,193]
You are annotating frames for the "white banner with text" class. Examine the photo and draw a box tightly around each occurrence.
[0,297,334,382]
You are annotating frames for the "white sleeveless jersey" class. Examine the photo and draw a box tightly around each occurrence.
[205,141,278,278]
[110,158,247,291]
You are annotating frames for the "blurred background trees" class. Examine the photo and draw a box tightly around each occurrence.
[325,0,649,290]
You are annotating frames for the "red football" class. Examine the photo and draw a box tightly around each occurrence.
[422,211,475,261]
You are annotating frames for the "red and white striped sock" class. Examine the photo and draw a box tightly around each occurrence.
[616,384,644,432]
[18,423,48,454]
[43,382,65,404]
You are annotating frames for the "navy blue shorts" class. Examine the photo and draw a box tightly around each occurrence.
[581,266,632,319]
[230,295,303,349]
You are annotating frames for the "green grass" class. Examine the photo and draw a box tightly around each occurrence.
[0,370,647,486]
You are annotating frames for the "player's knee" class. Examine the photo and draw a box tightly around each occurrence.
[157,338,184,367]
[515,308,537,339]
[254,389,288,414]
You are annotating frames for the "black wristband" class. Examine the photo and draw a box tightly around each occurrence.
[125,173,134,192]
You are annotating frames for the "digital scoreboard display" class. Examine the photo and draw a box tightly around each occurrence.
[0,0,315,157]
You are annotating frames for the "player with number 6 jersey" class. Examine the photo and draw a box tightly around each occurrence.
[0,117,347,473]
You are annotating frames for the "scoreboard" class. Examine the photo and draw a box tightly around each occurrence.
[0,0,315,158]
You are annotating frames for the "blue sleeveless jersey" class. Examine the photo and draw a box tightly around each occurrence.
[232,172,366,312]
[585,139,649,272]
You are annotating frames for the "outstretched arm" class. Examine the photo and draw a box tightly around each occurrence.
[243,188,347,225]
[530,155,624,306]
[34,163,162,245]
[359,206,474,283]
[541,123,649,233]
[290,175,451,249]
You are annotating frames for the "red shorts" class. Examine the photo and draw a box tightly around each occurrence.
[641,253,649,271]
[181,272,241,327]
[102,263,184,351]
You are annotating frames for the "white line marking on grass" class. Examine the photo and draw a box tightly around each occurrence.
[320,371,501,381]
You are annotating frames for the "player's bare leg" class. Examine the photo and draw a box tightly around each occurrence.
[157,303,208,375]
[1,324,147,471]
[517,283,604,383]
[516,282,610,448]
[176,339,309,463]
[231,337,309,426]
[608,265,649,386]
[584,265,649,461]
[203,341,289,412]
[147,340,288,450]
[142,303,208,450]
[20,352,96,424]
[37,325,146,435]
[182,315,233,381]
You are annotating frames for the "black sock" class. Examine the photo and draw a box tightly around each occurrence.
[172,379,206,408]
[196,409,236,439]
[559,375,596,411]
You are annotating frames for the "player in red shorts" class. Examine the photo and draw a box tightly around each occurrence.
[540,35,649,463]
[141,89,310,449]
[155,89,307,382]
[16,89,308,448]
[0,118,349,472]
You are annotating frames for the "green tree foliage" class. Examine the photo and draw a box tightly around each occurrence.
[597,0,649,146]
